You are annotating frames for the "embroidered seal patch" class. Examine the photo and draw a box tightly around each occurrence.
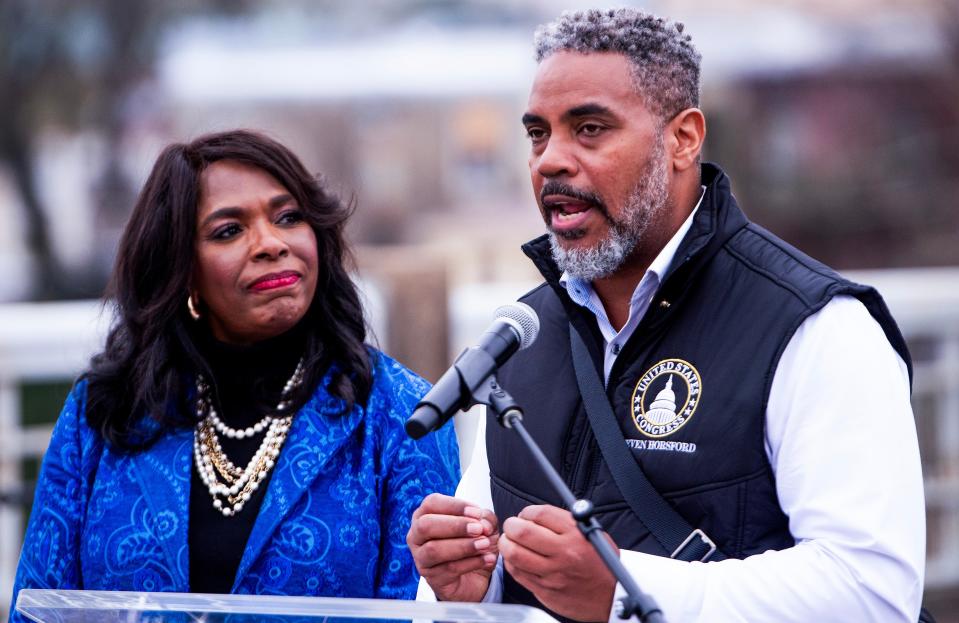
[631,359,702,438]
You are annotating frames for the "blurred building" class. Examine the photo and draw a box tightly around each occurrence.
[3,0,956,299]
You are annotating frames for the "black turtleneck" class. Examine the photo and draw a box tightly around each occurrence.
[188,322,307,593]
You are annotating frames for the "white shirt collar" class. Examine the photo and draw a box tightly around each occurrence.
[558,186,706,383]
[560,186,706,298]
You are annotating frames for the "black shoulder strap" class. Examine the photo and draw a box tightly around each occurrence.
[569,322,726,562]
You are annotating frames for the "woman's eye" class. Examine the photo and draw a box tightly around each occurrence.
[277,210,305,225]
[211,223,242,240]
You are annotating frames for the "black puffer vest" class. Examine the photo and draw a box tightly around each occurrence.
[489,163,911,618]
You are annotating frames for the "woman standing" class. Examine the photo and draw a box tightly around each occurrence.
[9,130,458,618]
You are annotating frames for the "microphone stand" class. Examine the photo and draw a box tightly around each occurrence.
[473,376,666,623]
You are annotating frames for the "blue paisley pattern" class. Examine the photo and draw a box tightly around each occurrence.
[9,351,459,621]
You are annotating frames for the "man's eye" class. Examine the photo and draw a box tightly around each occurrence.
[526,127,547,142]
[580,123,604,136]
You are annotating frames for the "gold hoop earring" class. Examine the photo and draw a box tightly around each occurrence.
[187,294,201,321]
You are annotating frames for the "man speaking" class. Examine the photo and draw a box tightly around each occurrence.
[408,8,925,622]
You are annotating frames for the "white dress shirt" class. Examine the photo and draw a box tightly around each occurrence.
[418,198,926,621]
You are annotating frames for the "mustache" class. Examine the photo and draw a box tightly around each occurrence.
[539,181,609,218]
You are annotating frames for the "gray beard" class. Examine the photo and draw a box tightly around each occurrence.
[549,146,669,282]
[549,225,635,282]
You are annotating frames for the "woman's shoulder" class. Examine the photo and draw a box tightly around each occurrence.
[366,347,431,398]
[44,377,105,468]
[300,348,431,429]
[361,347,432,422]
[55,378,91,432]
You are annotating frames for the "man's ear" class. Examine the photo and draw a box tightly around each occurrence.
[667,108,706,172]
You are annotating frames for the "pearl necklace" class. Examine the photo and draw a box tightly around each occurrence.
[192,359,304,517]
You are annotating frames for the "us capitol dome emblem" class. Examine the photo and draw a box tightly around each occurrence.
[631,359,702,438]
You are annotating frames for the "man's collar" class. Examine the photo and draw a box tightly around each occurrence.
[647,184,706,280]
[558,185,706,295]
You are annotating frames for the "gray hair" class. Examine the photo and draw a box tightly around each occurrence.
[534,8,701,122]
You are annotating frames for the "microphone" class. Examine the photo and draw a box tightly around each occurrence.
[405,302,539,439]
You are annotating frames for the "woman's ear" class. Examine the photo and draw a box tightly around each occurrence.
[667,108,706,172]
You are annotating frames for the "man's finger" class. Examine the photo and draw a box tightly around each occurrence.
[414,535,496,569]
[517,504,576,534]
[502,516,565,557]
[420,551,498,582]
[412,493,474,520]
[502,537,566,593]
[508,566,566,593]
[410,512,489,543]
[463,505,499,533]
[500,531,554,576]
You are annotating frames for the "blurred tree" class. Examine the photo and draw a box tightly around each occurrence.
[0,0,246,300]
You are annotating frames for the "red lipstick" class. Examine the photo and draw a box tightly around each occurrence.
[250,271,300,292]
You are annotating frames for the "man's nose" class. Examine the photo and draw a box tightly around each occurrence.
[535,136,579,179]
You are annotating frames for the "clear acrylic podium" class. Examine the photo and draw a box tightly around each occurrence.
[15,589,559,623]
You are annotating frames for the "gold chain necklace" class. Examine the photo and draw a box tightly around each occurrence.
[192,359,304,517]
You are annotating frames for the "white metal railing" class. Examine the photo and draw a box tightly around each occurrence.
[0,268,957,619]
[850,268,959,589]
[0,299,112,615]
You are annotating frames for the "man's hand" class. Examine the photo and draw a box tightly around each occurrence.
[500,504,617,622]
[407,493,500,602]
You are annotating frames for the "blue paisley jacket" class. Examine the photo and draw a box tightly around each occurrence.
[9,351,458,621]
